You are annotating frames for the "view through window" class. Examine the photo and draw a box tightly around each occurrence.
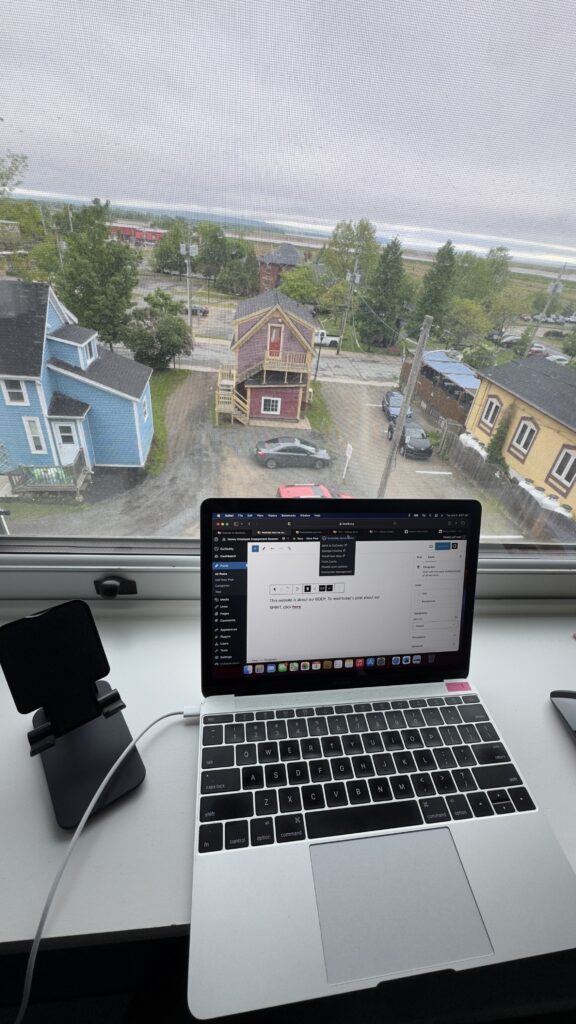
[1,0,575,547]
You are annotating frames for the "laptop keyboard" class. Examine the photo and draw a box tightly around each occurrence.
[197,694,535,853]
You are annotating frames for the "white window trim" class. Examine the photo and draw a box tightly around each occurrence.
[550,448,576,488]
[261,396,281,415]
[1,379,29,406]
[481,397,501,428]
[510,418,537,455]
[23,416,48,454]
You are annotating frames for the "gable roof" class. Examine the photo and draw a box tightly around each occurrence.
[47,344,152,400]
[0,279,49,376]
[48,324,97,345]
[234,289,317,326]
[47,392,91,418]
[479,357,576,432]
[259,243,301,268]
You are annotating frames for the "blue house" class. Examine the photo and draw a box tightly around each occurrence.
[0,280,154,491]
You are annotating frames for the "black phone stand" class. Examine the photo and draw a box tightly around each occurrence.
[0,601,146,829]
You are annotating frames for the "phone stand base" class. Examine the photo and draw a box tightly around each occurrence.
[33,682,146,829]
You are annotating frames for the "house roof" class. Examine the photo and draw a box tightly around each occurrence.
[47,344,152,400]
[234,289,317,326]
[259,243,301,268]
[48,324,97,345]
[47,392,91,418]
[0,279,49,377]
[423,350,480,393]
[479,357,576,432]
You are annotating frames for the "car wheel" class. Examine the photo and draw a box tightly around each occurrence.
[399,444,406,457]
[265,458,278,469]
[387,427,393,440]
[314,459,325,470]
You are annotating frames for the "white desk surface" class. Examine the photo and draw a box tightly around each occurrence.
[1,598,576,950]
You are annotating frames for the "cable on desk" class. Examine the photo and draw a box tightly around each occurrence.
[13,707,200,1024]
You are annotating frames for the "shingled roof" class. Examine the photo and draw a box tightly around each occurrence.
[234,289,317,326]
[479,357,576,432]
[47,345,152,400]
[259,243,301,268]
[47,392,91,418]
[0,279,49,376]
[48,324,97,344]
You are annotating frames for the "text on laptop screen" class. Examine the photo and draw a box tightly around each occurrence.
[206,504,478,691]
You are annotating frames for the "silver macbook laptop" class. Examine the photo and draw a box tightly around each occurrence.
[188,497,576,1019]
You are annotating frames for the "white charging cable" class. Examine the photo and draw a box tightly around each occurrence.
[13,706,200,1024]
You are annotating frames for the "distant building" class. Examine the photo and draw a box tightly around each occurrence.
[215,289,318,424]
[400,350,480,425]
[258,242,302,292]
[109,223,167,247]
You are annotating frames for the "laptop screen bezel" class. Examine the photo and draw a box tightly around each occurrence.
[200,497,482,698]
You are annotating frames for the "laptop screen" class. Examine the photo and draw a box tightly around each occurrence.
[200,498,481,696]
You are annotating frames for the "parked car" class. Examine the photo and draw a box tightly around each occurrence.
[485,331,502,342]
[382,389,412,421]
[546,353,571,365]
[183,304,209,317]
[529,343,548,356]
[387,420,433,459]
[495,335,520,349]
[254,437,331,469]
[276,484,353,498]
[314,330,340,347]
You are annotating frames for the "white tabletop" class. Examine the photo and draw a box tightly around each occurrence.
[1,598,576,949]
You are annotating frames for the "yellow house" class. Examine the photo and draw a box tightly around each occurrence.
[466,358,576,511]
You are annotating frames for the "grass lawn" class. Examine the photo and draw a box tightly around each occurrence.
[146,369,190,476]
[307,380,332,433]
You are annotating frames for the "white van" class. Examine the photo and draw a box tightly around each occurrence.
[314,330,340,348]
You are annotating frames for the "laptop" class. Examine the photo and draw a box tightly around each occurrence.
[188,497,576,1019]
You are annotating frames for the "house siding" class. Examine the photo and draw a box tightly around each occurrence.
[246,385,302,421]
[237,318,310,376]
[45,336,84,370]
[46,300,65,334]
[0,379,55,470]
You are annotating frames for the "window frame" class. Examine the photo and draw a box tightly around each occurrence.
[22,416,48,454]
[479,395,502,434]
[1,379,29,406]
[508,417,538,462]
[261,396,281,415]
[547,446,576,497]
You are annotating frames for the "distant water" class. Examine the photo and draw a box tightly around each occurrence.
[15,188,576,269]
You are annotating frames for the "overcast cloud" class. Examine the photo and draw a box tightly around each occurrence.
[2,0,575,247]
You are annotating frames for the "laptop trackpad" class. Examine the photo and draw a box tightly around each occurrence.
[310,828,493,984]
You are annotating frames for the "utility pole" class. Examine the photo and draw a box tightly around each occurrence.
[376,315,433,499]
[180,241,199,350]
[338,256,360,355]
[523,263,566,357]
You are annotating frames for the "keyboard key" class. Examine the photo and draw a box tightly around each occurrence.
[224,723,245,744]
[352,755,374,777]
[310,759,331,782]
[201,769,241,794]
[494,801,515,814]
[347,780,370,804]
[343,734,363,754]
[250,817,274,846]
[279,740,301,760]
[473,764,523,789]
[279,787,302,813]
[235,712,254,722]
[258,742,279,763]
[200,793,253,822]
[460,704,488,722]
[373,700,391,711]
[296,707,315,717]
[441,706,462,725]
[366,712,386,731]
[404,709,425,728]
[265,764,287,787]
[302,785,325,809]
[288,761,309,785]
[431,771,456,794]
[382,731,404,751]
[242,766,264,789]
[246,722,266,742]
[362,732,384,753]
[391,700,409,709]
[421,728,443,747]
[267,720,287,740]
[394,751,416,773]
[335,704,353,713]
[391,775,415,799]
[412,773,435,797]
[462,694,480,703]
[328,715,348,735]
[301,738,322,759]
[458,724,481,745]
[198,823,223,853]
[434,748,456,769]
[426,697,445,706]
[332,758,353,779]
[368,777,393,801]
[205,714,233,724]
[386,710,406,730]
[467,792,494,817]
[445,696,463,705]
[306,800,422,839]
[236,744,257,765]
[408,698,426,708]
[420,797,450,824]
[288,719,308,739]
[439,726,461,746]
[255,790,278,815]
[255,711,274,720]
[202,725,223,746]
[354,703,372,712]
[473,742,510,764]
[276,709,295,718]
[453,745,476,767]
[477,722,499,742]
[423,708,443,726]
[373,753,396,775]
[202,745,234,769]
[275,814,306,843]
[325,782,348,807]
[446,794,473,820]
[509,786,535,813]
[487,789,509,804]
[322,736,344,757]
[347,714,368,733]
[401,729,424,750]
[225,820,249,850]
[309,717,328,736]
[316,706,334,715]
[453,769,476,792]
[415,749,435,771]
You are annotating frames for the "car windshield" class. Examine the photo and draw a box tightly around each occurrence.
[406,426,427,439]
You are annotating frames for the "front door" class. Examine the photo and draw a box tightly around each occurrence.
[53,421,80,466]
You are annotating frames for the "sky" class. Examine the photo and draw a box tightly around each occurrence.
[2,0,576,250]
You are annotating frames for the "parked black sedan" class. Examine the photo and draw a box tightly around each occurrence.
[254,437,331,469]
[387,421,433,459]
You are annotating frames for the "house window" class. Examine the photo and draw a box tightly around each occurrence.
[261,396,281,415]
[268,325,282,357]
[480,397,501,430]
[549,448,576,492]
[509,418,538,459]
[23,417,47,454]
[143,396,149,421]
[58,425,75,445]
[1,379,28,405]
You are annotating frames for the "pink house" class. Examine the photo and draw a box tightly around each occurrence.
[216,290,318,424]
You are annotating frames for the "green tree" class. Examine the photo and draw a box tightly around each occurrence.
[355,237,412,348]
[121,288,190,369]
[0,151,27,196]
[415,240,457,333]
[489,284,525,335]
[454,247,510,306]
[216,239,259,296]
[278,264,324,306]
[196,222,228,280]
[0,198,44,242]
[532,290,562,316]
[562,333,576,359]
[9,236,60,282]
[461,344,496,370]
[56,199,140,348]
[486,406,514,474]
[153,221,187,276]
[443,297,491,349]
[323,219,379,284]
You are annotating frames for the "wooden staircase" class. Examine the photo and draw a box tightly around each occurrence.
[215,368,249,424]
